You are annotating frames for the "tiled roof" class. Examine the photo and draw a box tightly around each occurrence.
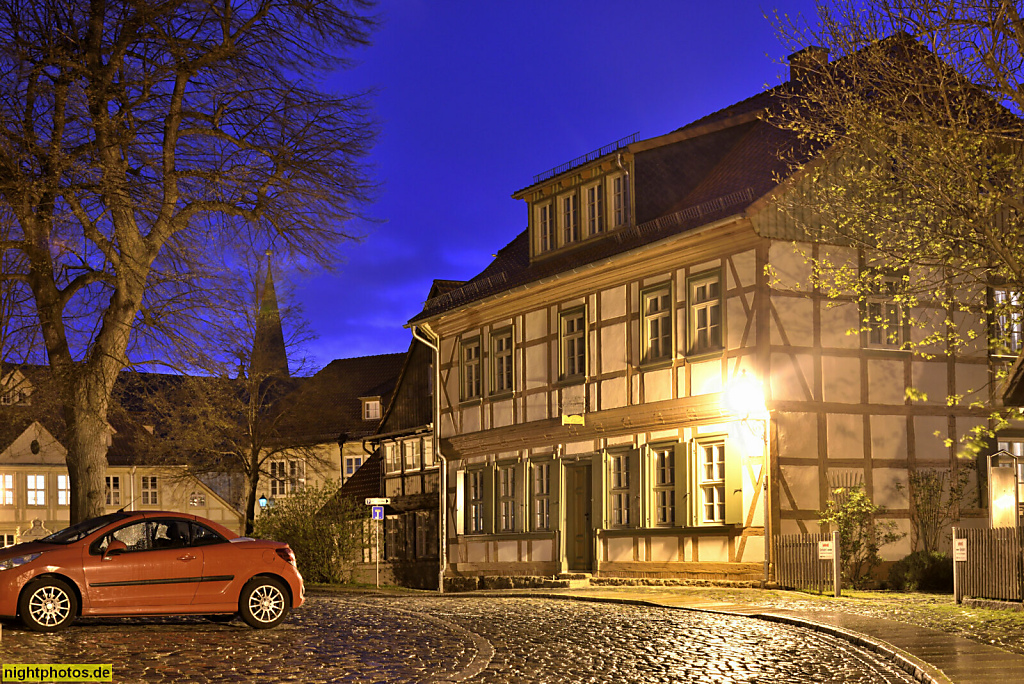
[272,352,405,444]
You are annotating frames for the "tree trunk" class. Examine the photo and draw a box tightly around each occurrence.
[244,456,261,535]
[63,395,112,523]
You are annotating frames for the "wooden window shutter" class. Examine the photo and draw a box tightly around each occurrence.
[724,443,744,525]
[674,443,691,527]
[628,448,641,528]
[454,470,465,536]
[592,451,607,530]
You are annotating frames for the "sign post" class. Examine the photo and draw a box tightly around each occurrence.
[818,532,841,597]
[365,498,391,588]
[953,531,966,604]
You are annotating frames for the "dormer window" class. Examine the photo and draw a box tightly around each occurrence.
[0,370,32,406]
[536,202,554,252]
[586,182,604,235]
[611,173,629,228]
[361,397,381,421]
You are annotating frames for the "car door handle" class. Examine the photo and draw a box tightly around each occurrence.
[177,554,197,562]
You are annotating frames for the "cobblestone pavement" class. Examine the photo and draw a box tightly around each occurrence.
[0,594,918,683]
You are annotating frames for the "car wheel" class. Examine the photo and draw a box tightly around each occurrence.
[19,578,77,632]
[239,577,289,629]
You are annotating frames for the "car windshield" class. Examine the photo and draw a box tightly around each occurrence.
[40,512,131,544]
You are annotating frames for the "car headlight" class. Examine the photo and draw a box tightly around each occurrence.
[0,553,41,571]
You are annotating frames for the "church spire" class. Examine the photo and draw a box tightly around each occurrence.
[250,255,290,378]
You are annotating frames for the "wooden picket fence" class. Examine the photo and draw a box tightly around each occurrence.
[953,527,1024,604]
[774,531,840,596]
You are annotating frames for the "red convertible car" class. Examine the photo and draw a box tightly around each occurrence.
[0,510,304,632]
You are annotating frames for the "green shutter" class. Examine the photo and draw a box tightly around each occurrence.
[592,451,606,530]
[454,470,465,536]
[628,448,641,528]
[725,443,744,525]
[483,465,494,535]
[674,443,690,527]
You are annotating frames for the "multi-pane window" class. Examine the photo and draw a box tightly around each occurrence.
[363,399,381,420]
[105,476,121,506]
[994,288,1023,355]
[141,475,158,506]
[1,474,13,505]
[690,273,722,354]
[404,439,421,471]
[560,310,586,379]
[492,330,513,394]
[538,203,554,252]
[345,455,363,478]
[609,452,631,527]
[27,474,45,506]
[533,462,551,530]
[562,192,579,244]
[385,443,400,474]
[867,274,904,347]
[422,437,435,467]
[653,446,676,525]
[189,491,206,507]
[612,174,628,227]
[462,339,481,400]
[643,287,672,362]
[2,534,14,547]
[586,183,604,235]
[498,465,517,532]
[700,443,726,523]
[269,461,302,497]
[57,474,70,506]
[467,470,485,534]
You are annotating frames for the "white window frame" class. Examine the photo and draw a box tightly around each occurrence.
[105,476,121,506]
[994,288,1023,356]
[27,474,45,506]
[652,445,676,526]
[345,455,363,478]
[699,442,726,524]
[467,469,486,534]
[57,474,70,506]
[189,491,206,507]
[492,329,513,394]
[384,442,401,474]
[141,475,158,506]
[1,474,12,506]
[561,191,579,244]
[866,272,906,348]
[610,173,628,228]
[689,272,722,355]
[532,461,551,531]
[362,398,381,421]
[642,285,672,363]
[560,309,586,380]
[609,451,633,527]
[498,464,517,532]
[403,439,421,471]
[537,202,554,252]
[2,533,14,547]
[461,338,482,400]
[585,182,604,235]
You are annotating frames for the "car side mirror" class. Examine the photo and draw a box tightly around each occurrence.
[103,540,128,560]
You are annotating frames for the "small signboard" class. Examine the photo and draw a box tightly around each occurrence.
[818,539,836,561]
[953,537,967,562]
[365,497,391,505]
[371,505,384,521]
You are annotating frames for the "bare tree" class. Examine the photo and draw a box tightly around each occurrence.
[0,1,377,522]
[770,2,1024,438]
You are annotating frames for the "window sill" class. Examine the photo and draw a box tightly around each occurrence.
[459,531,556,541]
[489,390,514,401]
[555,376,585,388]
[685,349,723,363]
[638,358,673,371]
[459,398,483,408]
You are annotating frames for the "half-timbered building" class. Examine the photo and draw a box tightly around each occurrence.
[408,47,1006,584]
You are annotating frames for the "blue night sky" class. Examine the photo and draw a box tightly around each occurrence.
[292,0,819,371]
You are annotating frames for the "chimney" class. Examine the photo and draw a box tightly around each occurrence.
[788,45,829,82]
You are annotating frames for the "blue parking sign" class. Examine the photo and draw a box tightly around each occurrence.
[371,505,384,521]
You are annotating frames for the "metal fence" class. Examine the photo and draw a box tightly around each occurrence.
[774,531,840,596]
[953,526,1024,603]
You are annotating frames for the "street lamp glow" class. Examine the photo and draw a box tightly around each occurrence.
[723,369,766,418]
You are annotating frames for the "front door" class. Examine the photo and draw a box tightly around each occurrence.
[565,464,593,572]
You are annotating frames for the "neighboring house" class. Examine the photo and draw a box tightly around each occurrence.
[0,374,243,545]
[406,45,1011,584]
[260,351,405,510]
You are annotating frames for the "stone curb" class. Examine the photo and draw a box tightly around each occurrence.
[467,591,950,684]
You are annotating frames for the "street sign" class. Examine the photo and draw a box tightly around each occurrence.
[953,538,967,562]
[365,497,391,505]
[371,505,384,521]
[817,539,836,560]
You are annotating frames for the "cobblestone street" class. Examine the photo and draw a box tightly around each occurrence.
[0,594,918,683]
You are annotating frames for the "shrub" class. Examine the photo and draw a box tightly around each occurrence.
[253,481,365,583]
[819,483,904,588]
[887,550,953,593]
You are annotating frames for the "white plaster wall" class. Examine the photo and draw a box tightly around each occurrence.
[606,537,633,562]
[868,359,905,405]
[651,537,678,562]
[771,296,813,346]
[873,467,908,509]
[525,344,548,390]
[496,541,517,563]
[601,378,627,410]
[777,412,818,461]
[870,415,907,462]
[601,323,626,373]
[780,465,819,511]
[915,416,950,463]
[601,286,626,319]
[690,360,722,395]
[525,309,547,341]
[822,355,860,404]
[770,353,814,402]
[826,414,863,460]
[698,536,729,562]
[644,368,672,403]
[820,302,860,349]
[768,243,812,291]
[910,361,948,405]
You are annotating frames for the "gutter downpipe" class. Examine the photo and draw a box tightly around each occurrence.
[411,323,446,594]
